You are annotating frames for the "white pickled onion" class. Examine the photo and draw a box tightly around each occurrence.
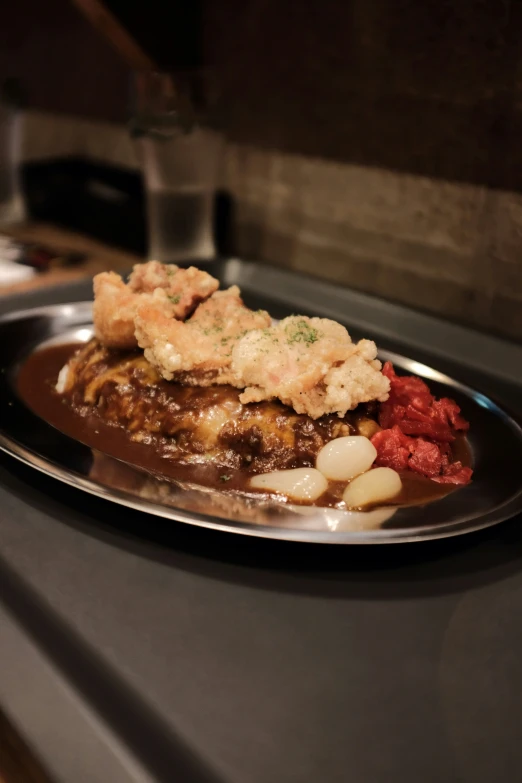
[250,468,328,502]
[316,435,377,481]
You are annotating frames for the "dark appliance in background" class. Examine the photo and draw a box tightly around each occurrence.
[22,157,147,254]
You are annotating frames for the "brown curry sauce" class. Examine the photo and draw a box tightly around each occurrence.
[17,343,469,510]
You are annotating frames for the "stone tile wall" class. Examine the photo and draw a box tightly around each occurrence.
[221,146,522,341]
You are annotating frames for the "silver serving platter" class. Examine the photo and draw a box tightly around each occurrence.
[1,300,522,544]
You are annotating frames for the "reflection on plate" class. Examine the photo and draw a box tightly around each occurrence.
[88,449,398,532]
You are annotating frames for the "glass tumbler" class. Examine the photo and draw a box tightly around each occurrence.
[132,71,223,264]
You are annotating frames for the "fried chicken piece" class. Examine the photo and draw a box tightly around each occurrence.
[134,286,271,384]
[230,316,390,419]
[92,262,219,350]
[128,261,218,317]
[92,271,162,350]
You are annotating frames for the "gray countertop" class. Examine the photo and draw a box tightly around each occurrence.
[1,268,522,783]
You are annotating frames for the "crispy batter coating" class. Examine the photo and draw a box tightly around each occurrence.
[231,316,390,419]
[92,262,218,349]
[134,286,272,384]
[128,261,218,316]
[93,263,390,418]
[92,272,171,349]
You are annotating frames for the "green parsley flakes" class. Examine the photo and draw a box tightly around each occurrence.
[285,319,320,346]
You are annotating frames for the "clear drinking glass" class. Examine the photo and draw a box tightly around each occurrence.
[131,71,223,264]
[0,80,26,226]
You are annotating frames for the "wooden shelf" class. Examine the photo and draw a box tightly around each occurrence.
[0,223,141,297]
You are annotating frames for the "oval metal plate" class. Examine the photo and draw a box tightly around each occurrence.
[1,302,522,544]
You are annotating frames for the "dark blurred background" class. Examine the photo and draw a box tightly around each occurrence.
[1,0,521,341]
